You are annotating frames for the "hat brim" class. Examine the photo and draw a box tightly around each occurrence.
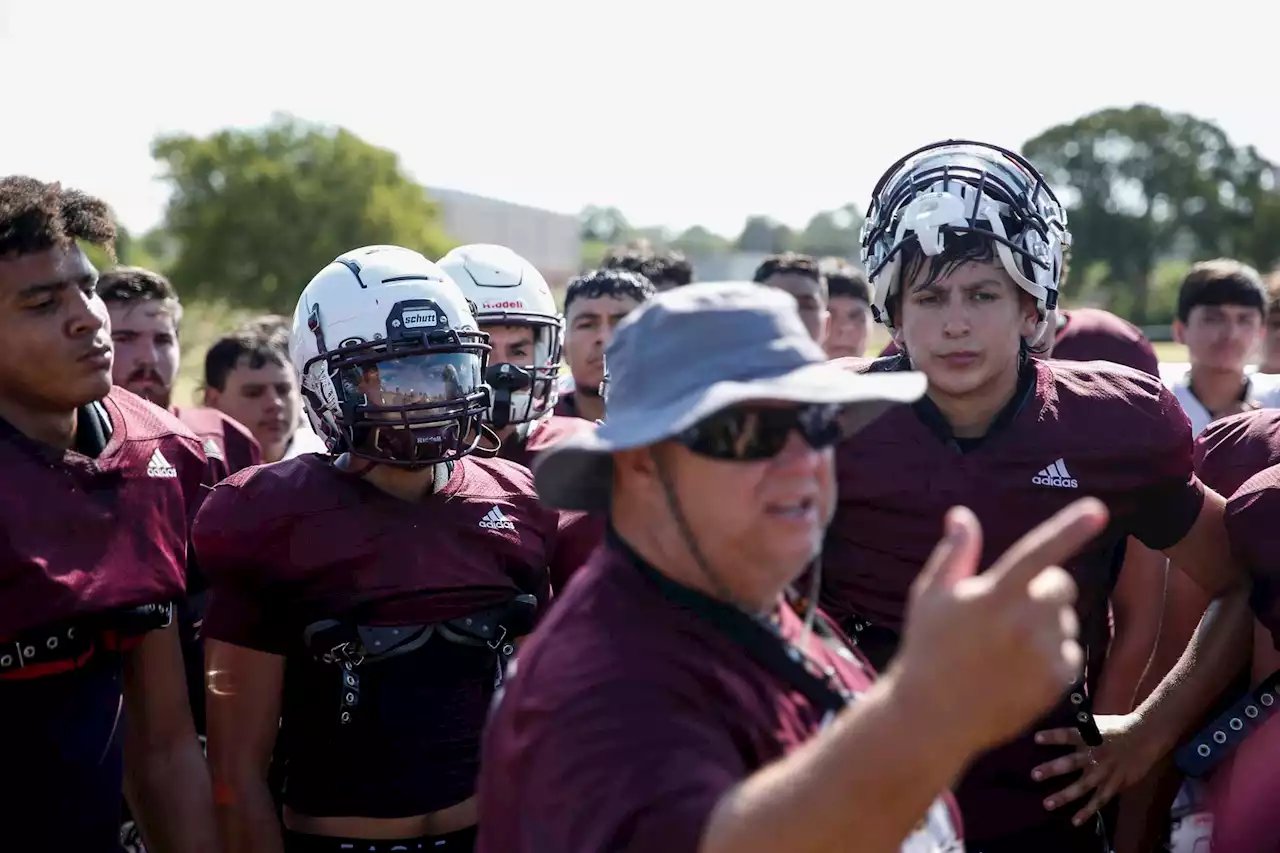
[533,363,926,511]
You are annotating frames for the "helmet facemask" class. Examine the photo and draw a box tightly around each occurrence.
[479,315,563,430]
[302,301,493,468]
[862,140,1071,349]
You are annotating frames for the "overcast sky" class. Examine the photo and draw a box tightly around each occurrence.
[3,0,1276,237]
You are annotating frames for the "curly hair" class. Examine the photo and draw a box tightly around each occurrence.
[603,245,694,289]
[564,268,656,316]
[0,175,116,259]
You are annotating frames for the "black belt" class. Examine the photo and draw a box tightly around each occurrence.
[0,602,174,680]
[1175,669,1280,778]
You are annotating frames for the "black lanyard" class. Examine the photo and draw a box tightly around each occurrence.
[612,530,857,717]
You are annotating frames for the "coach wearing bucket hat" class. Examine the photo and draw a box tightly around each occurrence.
[477,283,1111,853]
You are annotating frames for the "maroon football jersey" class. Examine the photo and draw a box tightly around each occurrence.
[1194,409,1280,498]
[196,453,560,816]
[172,405,262,482]
[497,415,606,592]
[0,387,201,637]
[824,359,1204,841]
[880,308,1160,377]
[497,414,590,469]
[477,538,962,853]
[1225,464,1280,649]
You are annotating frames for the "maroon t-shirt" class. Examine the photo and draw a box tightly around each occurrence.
[1225,464,1280,649]
[824,359,1204,841]
[1194,409,1280,498]
[195,453,560,817]
[880,308,1160,377]
[477,535,963,853]
[498,415,606,591]
[0,386,200,635]
[172,405,262,483]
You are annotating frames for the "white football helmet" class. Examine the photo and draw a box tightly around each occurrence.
[861,139,1071,346]
[437,244,563,429]
[291,245,492,467]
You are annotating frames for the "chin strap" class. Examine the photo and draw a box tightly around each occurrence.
[471,423,503,458]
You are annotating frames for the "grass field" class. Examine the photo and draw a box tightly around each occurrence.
[170,302,1191,408]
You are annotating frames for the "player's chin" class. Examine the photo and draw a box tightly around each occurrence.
[67,372,114,408]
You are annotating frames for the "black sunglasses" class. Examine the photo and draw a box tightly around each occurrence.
[677,404,842,461]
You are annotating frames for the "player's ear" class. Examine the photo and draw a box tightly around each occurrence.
[202,386,219,407]
[1172,320,1186,345]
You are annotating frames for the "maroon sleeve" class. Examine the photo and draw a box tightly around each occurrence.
[879,338,901,358]
[1124,382,1206,551]
[1225,467,1280,648]
[193,477,293,655]
[548,511,605,593]
[494,671,745,852]
[223,417,263,474]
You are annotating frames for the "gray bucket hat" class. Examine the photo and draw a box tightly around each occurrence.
[533,282,926,511]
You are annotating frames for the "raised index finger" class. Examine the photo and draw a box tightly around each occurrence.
[985,497,1109,594]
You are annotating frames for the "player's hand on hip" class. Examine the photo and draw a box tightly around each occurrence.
[1031,712,1163,826]
[895,497,1109,754]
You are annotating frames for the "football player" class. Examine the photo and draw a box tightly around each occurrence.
[98,266,262,478]
[439,245,604,590]
[753,252,828,344]
[201,320,328,462]
[556,268,655,422]
[821,141,1248,852]
[0,175,215,852]
[198,246,559,852]
[821,258,874,359]
[1213,446,1280,850]
[1167,259,1270,434]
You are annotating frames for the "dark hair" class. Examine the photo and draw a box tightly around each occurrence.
[752,252,823,288]
[821,258,870,303]
[236,313,290,343]
[564,268,656,316]
[0,175,116,260]
[96,266,184,328]
[887,232,1002,323]
[1176,258,1266,323]
[204,326,290,391]
[603,245,693,289]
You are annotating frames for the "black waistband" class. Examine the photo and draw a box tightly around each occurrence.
[610,528,856,716]
[283,825,477,852]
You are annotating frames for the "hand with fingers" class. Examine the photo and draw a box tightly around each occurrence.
[1030,713,1164,827]
[891,497,1111,756]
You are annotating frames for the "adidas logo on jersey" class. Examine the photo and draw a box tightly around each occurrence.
[147,448,178,479]
[1032,458,1077,489]
[479,505,516,530]
[201,437,225,462]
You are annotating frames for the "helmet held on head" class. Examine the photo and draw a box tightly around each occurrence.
[438,244,563,430]
[291,245,493,468]
[860,139,1071,347]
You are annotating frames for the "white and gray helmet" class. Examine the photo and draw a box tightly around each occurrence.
[860,140,1071,346]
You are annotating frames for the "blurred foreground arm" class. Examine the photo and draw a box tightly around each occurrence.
[701,499,1107,853]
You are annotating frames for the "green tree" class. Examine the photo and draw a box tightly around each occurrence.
[795,203,863,258]
[671,224,731,256]
[735,215,794,254]
[152,114,452,313]
[578,205,631,243]
[1023,105,1280,322]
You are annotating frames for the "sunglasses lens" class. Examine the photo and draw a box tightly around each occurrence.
[680,405,841,461]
